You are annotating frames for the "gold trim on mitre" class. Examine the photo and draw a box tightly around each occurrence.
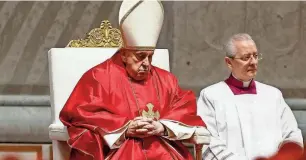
[123,46,156,51]
[119,0,143,27]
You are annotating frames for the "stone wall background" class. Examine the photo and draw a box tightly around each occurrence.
[0,1,305,98]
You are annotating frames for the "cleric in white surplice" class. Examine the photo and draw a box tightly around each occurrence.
[197,33,303,160]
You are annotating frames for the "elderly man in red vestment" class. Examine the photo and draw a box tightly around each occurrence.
[59,0,207,159]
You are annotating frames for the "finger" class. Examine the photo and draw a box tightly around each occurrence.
[129,120,149,129]
[145,119,153,123]
[141,117,153,123]
[142,124,155,130]
[125,129,136,137]
[136,121,151,127]
[129,122,139,129]
[147,130,157,135]
[127,128,137,133]
[135,128,149,133]
[134,117,153,123]
[134,117,144,120]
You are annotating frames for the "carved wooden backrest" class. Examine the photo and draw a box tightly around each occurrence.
[66,20,123,47]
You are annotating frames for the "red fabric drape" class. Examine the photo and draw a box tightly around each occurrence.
[60,51,206,159]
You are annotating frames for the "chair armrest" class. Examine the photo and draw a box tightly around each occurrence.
[183,127,211,144]
[49,123,69,141]
[182,127,210,160]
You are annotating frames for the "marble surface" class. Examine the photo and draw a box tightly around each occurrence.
[0,106,51,143]
[0,95,49,106]
[0,1,305,98]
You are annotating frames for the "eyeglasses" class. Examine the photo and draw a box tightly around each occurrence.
[231,53,263,62]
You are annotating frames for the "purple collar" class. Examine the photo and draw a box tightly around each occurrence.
[225,74,257,95]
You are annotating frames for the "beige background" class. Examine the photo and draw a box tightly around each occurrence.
[0,1,305,97]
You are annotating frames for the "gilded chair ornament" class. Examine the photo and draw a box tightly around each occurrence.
[67,20,123,47]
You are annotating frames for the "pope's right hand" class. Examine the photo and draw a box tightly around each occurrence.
[125,117,153,138]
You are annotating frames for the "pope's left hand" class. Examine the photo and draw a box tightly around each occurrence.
[138,120,165,136]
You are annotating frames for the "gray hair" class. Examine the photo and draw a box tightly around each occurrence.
[224,33,255,58]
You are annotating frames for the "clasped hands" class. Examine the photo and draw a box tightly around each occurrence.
[125,116,166,138]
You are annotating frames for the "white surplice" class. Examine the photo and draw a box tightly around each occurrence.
[197,81,303,160]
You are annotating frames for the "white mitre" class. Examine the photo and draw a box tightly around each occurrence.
[119,0,164,50]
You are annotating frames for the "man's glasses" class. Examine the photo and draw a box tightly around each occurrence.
[231,53,263,62]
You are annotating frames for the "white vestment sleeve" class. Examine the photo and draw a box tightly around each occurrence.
[102,121,130,149]
[278,92,304,148]
[159,120,196,140]
[197,90,248,160]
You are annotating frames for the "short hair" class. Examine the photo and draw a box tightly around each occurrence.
[224,33,256,58]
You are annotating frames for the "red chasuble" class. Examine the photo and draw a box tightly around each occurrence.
[59,51,206,160]
[255,142,304,160]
